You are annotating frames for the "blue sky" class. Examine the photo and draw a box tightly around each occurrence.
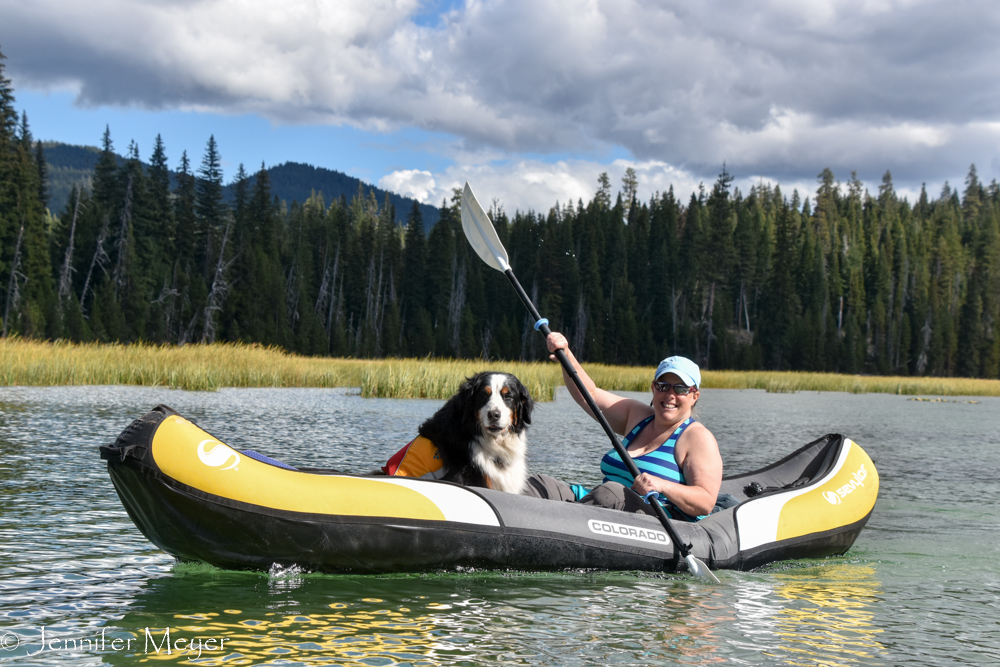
[4,0,1000,213]
[18,88,457,185]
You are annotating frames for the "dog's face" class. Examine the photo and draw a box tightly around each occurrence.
[461,372,533,438]
[417,371,533,492]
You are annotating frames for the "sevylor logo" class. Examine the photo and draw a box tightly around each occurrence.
[823,463,868,505]
[588,519,670,546]
[197,439,240,471]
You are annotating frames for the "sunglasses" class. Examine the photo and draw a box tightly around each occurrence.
[653,381,695,395]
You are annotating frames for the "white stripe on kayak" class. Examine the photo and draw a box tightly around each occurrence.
[735,440,853,551]
[375,477,502,527]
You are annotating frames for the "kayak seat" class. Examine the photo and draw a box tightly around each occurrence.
[712,493,741,513]
[741,435,844,498]
[743,475,810,497]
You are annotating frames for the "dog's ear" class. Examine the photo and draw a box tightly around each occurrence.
[511,376,533,428]
[419,374,487,445]
[453,374,485,435]
[424,375,479,455]
[459,374,482,402]
[451,373,485,442]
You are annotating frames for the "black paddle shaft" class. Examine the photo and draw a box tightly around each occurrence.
[502,268,695,558]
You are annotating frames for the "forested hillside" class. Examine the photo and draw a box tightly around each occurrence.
[41,142,440,228]
[2,50,999,378]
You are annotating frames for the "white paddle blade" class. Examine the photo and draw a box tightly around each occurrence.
[685,554,721,584]
[461,181,510,272]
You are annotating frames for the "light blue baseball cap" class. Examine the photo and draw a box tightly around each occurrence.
[654,356,701,389]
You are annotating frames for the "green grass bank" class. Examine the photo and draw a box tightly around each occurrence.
[3,338,999,399]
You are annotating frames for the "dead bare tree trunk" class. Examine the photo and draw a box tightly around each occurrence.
[743,283,751,333]
[111,175,133,299]
[572,294,587,358]
[152,274,180,341]
[326,247,342,353]
[372,250,386,356]
[481,323,492,360]
[58,189,82,303]
[3,218,26,337]
[199,217,236,344]
[80,213,111,317]
[314,246,331,317]
[447,257,466,355]
[285,261,299,330]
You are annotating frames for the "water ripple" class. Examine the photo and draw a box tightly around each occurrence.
[1,386,998,665]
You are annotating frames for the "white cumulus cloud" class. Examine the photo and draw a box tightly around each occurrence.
[382,158,707,215]
[379,169,437,202]
[3,0,999,187]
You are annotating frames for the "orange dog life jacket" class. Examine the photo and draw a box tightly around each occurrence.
[382,436,496,488]
[381,436,448,480]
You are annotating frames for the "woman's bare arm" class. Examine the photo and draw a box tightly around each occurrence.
[631,424,722,516]
[545,332,644,435]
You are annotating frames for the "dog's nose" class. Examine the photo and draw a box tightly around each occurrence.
[487,407,501,422]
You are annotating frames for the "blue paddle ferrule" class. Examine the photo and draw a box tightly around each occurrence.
[534,318,549,331]
[643,490,659,505]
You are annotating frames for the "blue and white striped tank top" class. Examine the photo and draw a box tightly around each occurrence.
[599,416,695,503]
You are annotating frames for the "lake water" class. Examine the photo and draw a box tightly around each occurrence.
[0,384,997,666]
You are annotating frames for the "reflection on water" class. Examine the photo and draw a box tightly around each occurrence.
[775,565,883,665]
[93,566,742,666]
[1,386,999,665]
[730,563,887,666]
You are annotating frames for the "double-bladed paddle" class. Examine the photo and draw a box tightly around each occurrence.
[460,181,720,583]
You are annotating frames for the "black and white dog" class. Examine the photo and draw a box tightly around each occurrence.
[418,372,533,493]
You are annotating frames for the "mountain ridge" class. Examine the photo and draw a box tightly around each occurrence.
[40,142,441,228]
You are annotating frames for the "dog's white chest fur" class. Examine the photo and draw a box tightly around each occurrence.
[470,374,529,494]
[470,436,528,494]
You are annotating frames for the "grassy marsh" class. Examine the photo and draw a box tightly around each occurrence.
[3,338,999,399]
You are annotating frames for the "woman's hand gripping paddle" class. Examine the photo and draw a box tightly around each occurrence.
[460,181,720,584]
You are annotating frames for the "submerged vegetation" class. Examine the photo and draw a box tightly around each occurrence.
[3,338,999,398]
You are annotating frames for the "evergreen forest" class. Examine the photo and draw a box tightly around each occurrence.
[2,49,999,379]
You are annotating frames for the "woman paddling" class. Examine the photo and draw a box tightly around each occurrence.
[523,332,722,521]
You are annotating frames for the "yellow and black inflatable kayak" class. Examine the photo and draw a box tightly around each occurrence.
[100,405,879,573]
